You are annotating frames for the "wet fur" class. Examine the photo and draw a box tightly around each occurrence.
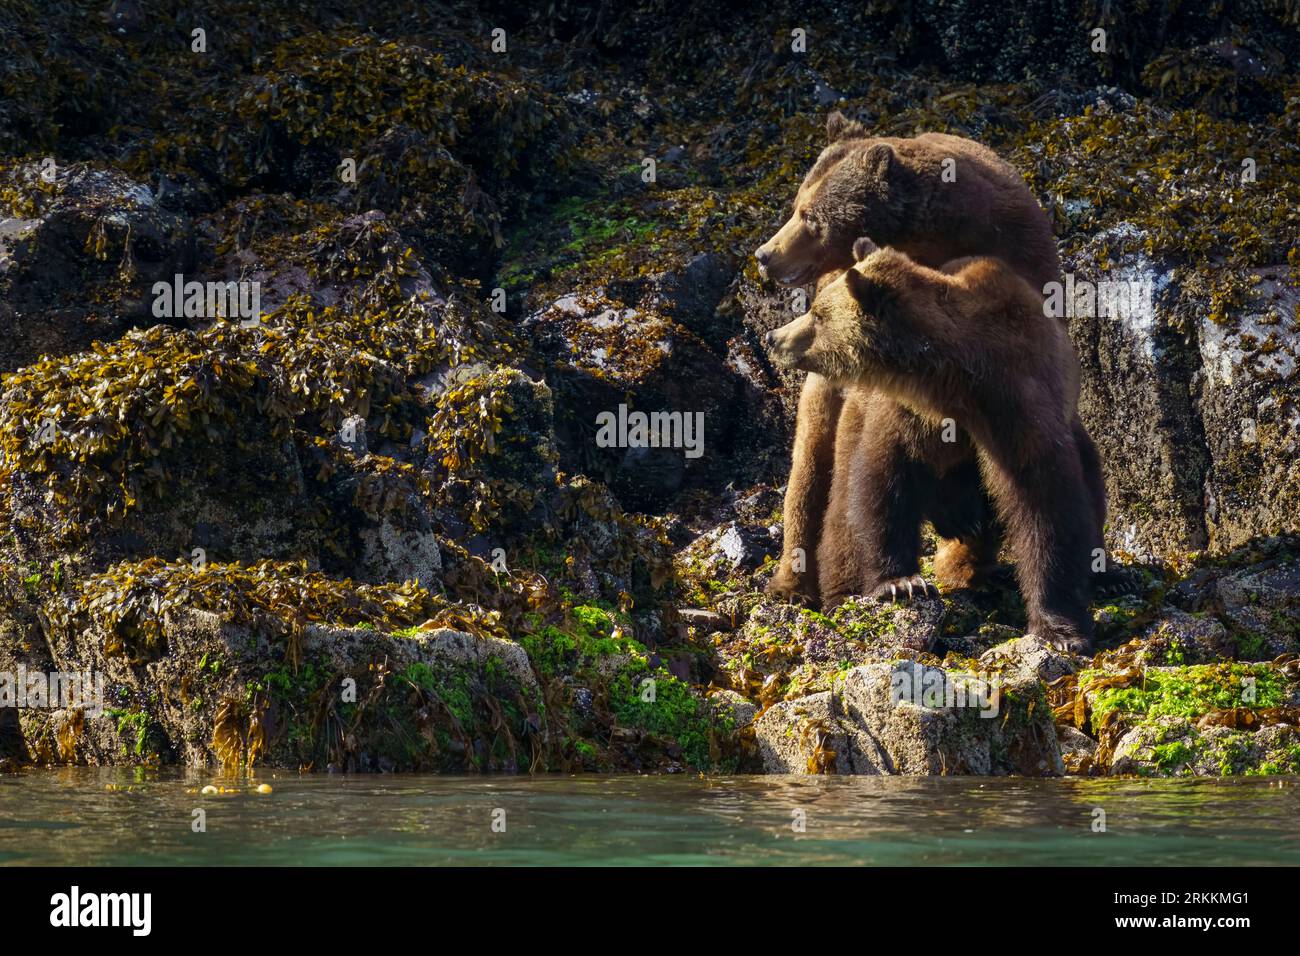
[771,249,1101,649]
[763,116,1106,649]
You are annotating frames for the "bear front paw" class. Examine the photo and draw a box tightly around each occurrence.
[1032,631,1092,655]
[1027,617,1093,655]
[765,572,816,606]
[867,575,939,603]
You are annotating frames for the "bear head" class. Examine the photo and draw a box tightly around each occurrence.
[765,236,912,382]
[754,112,905,286]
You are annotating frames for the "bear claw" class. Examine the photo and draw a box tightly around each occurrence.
[868,575,939,602]
[1027,630,1093,655]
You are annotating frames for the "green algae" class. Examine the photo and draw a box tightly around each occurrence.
[1084,661,1286,733]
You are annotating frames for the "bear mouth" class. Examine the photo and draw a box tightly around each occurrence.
[776,263,817,286]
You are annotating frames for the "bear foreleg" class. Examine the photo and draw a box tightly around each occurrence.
[768,373,842,603]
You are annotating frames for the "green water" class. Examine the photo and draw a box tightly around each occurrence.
[2,769,1298,866]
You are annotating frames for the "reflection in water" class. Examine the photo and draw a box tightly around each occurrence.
[1,769,1298,866]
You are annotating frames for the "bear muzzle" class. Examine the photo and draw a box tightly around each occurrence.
[765,313,817,369]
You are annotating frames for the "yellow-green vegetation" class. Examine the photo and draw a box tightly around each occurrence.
[228,33,572,183]
[1083,661,1286,733]
[0,262,509,535]
[1017,100,1300,323]
[427,367,558,533]
[49,556,443,658]
[520,602,643,678]
[106,707,152,759]
[609,660,728,770]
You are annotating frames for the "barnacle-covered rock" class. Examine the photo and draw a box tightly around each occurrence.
[1136,608,1236,665]
[1110,718,1300,776]
[838,659,1064,775]
[1212,556,1300,659]
[1059,228,1209,560]
[1021,96,1300,560]
[0,162,194,370]
[757,658,1063,776]
[711,597,946,712]
[1195,267,1300,551]
[754,690,883,774]
[29,557,540,771]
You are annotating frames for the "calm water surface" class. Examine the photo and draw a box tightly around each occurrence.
[2,769,1298,866]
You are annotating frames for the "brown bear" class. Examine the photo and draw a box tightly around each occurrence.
[766,239,1100,650]
[757,112,1106,612]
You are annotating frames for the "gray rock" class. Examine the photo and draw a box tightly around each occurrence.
[754,659,1064,776]
[677,607,730,633]
[707,689,757,730]
[648,252,734,338]
[753,691,884,774]
[1196,267,1300,551]
[837,661,1064,776]
[1065,226,1207,560]
[977,636,1077,689]
[1057,724,1099,763]
[1138,607,1234,664]
[0,162,194,372]
[1215,558,1300,658]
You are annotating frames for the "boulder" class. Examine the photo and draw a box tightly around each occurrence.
[1110,716,1300,776]
[32,565,543,772]
[1064,226,1207,559]
[0,163,193,371]
[837,661,1064,776]
[1196,267,1300,551]
[754,658,1063,776]
[753,691,884,774]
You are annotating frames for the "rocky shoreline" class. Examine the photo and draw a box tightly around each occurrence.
[2,2,1298,777]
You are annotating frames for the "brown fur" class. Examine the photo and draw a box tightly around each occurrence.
[760,114,1106,620]
[768,245,1100,650]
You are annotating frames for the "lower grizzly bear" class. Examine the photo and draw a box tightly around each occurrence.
[766,240,1100,651]
[757,112,1106,606]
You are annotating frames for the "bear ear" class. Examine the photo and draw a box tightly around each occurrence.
[844,266,880,310]
[856,142,894,178]
[852,236,879,261]
[826,110,867,142]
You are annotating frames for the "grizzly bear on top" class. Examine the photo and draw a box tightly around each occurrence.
[757,112,1106,640]
[766,238,1100,651]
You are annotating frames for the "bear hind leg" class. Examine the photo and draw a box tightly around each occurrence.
[978,436,1099,653]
